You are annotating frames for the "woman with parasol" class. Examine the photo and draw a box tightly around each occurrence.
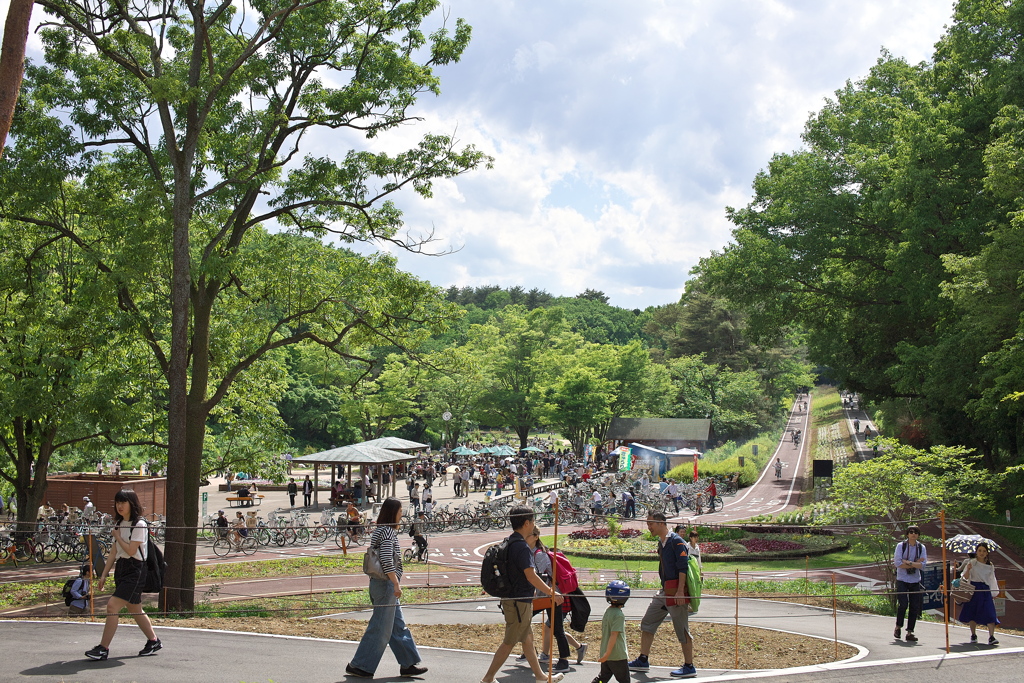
[957,541,1001,645]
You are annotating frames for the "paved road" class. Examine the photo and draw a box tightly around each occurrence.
[4,595,1023,683]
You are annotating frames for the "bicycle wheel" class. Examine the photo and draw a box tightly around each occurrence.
[335,530,350,550]
[240,537,258,555]
[36,542,59,563]
[476,516,491,532]
[273,530,286,546]
[295,528,310,545]
[212,538,230,556]
[403,547,415,564]
[255,528,271,546]
[311,526,328,543]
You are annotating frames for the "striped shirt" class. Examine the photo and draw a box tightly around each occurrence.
[371,525,403,581]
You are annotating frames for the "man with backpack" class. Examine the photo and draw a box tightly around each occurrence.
[481,507,565,683]
[627,512,697,678]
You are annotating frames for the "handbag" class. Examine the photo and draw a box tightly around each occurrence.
[362,541,387,580]
[951,566,975,604]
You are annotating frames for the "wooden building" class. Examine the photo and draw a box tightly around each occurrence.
[45,473,166,517]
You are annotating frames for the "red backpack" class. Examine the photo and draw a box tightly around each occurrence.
[546,550,579,594]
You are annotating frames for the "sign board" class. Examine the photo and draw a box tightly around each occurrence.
[920,564,945,611]
[617,448,632,472]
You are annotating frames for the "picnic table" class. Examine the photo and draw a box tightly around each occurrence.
[226,495,264,507]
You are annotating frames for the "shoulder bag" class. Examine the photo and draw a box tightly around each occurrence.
[951,563,975,604]
[362,535,387,580]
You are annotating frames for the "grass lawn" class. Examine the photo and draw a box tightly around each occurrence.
[543,535,877,572]
[195,554,365,581]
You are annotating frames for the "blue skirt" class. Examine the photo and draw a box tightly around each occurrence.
[957,581,1000,626]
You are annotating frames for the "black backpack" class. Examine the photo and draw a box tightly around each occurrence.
[143,538,167,593]
[62,578,76,606]
[480,537,519,598]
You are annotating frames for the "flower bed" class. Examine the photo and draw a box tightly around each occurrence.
[738,538,805,552]
[567,528,643,540]
[698,541,732,554]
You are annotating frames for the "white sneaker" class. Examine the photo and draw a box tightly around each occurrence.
[537,675,564,683]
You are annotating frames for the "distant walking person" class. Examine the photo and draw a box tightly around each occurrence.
[893,526,927,643]
[853,418,860,433]
[957,542,1000,645]
[774,458,783,479]
[84,489,161,661]
[302,475,313,507]
[287,478,298,507]
[345,498,427,679]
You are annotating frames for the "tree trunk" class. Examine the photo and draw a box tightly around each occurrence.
[516,426,529,451]
[10,417,55,542]
[0,0,34,157]
[163,169,195,612]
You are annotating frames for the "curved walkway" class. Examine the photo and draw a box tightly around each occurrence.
[3,595,1023,683]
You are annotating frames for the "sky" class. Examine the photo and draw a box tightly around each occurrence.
[1,1,957,309]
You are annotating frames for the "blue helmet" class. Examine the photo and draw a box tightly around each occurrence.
[605,579,630,600]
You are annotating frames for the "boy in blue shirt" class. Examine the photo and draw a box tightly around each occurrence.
[594,580,630,683]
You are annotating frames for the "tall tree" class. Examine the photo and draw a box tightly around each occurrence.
[473,306,567,448]
[3,0,487,611]
[0,0,35,155]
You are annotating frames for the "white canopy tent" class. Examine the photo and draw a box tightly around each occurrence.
[291,443,419,507]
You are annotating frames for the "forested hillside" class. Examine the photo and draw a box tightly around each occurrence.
[697,1,1024,472]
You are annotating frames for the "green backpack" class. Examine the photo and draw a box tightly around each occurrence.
[685,556,702,613]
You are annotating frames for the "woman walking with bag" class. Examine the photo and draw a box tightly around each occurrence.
[346,497,428,678]
[957,542,1001,645]
[84,489,161,660]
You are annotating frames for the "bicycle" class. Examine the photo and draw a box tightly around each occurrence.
[212,533,257,556]
[335,519,365,549]
[403,537,428,564]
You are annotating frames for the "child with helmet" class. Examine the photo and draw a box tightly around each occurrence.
[594,580,631,683]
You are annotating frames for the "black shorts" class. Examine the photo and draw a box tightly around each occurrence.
[112,557,146,604]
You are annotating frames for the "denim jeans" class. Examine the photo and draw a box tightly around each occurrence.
[350,578,421,673]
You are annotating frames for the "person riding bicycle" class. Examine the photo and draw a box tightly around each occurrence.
[410,510,428,561]
[230,511,247,547]
[215,510,229,540]
[345,501,364,542]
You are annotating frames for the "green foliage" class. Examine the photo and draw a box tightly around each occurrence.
[696,6,1024,466]
[816,439,1000,524]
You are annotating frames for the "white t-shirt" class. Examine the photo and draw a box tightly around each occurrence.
[115,519,148,561]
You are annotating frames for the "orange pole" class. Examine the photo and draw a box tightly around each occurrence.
[940,510,949,654]
[87,531,95,621]
[832,573,838,660]
[548,498,560,681]
[734,569,740,669]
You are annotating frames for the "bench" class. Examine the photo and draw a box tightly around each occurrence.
[226,495,264,508]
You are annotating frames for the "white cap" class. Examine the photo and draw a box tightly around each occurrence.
[83,496,90,501]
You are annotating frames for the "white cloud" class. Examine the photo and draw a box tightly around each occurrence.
[1,0,957,309]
